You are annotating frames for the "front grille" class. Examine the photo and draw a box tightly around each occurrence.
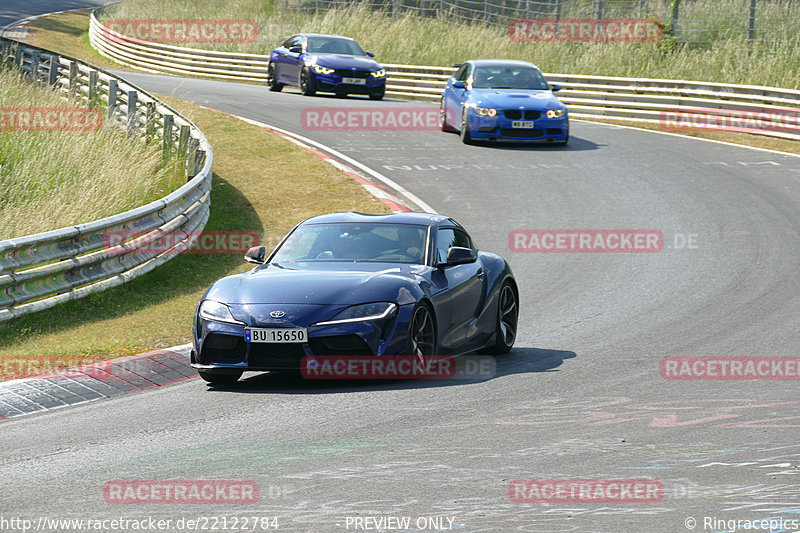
[334,69,369,78]
[309,335,372,356]
[500,128,544,138]
[201,334,246,364]
[503,110,541,120]
[546,128,563,135]
[248,343,306,368]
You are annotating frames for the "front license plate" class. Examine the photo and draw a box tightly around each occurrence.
[245,328,307,343]
[341,77,366,85]
[512,121,535,128]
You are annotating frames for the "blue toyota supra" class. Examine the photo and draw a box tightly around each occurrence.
[440,59,569,144]
[191,212,518,384]
[267,33,386,100]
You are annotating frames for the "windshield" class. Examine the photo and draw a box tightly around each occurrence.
[271,222,427,264]
[306,36,367,56]
[472,66,550,90]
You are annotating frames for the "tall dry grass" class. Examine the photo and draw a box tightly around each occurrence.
[0,68,180,240]
[101,0,800,88]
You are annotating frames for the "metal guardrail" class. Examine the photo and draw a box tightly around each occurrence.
[88,9,800,141]
[0,37,214,322]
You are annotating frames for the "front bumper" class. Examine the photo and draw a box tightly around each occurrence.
[192,302,413,371]
[467,113,568,142]
[314,71,386,95]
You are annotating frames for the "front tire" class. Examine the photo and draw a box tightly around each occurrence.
[300,67,316,96]
[408,302,436,358]
[486,281,518,354]
[267,63,283,92]
[460,109,473,144]
[199,370,243,386]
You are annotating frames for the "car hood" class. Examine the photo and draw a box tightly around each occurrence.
[470,89,565,110]
[204,262,429,305]
[309,53,381,70]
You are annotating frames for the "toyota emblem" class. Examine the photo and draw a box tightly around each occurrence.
[270,310,286,318]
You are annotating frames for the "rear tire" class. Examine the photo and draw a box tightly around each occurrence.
[486,281,518,354]
[440,98,455,132]
[199,370,243,386]
[300,67,316,96]
[267,63,283,92]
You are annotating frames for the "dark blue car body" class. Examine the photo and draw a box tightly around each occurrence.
[267,33,386,99]
[440,59,569,144]
[191,212,518,383]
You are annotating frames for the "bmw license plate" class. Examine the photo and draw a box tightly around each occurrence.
[341,77,366,85]
[512,121,535,128]
[245,328,307,343]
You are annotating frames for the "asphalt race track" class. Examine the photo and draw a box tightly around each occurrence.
[2,3,800,532]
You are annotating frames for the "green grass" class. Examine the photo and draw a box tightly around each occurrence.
[0,68,181,239]
[99,0,800,89]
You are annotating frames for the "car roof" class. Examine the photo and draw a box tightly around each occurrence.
[296,33,357,41]
[468,59,540,69]
[300,211,450,226]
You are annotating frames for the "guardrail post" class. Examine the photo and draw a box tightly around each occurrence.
[47,54,59,86]
[670,0,681,37]
[186,137,199,178]
[162,114,174,157]
[88,71,99,107]
[126,90,138,136]
[593,0,603,20]
[107,79,118,120]
[747,0,756,41]
[68,60,78,99]
[14,45,23,67]
[178,124,190,159]
[145,101,156,143]
[31,50,40,81]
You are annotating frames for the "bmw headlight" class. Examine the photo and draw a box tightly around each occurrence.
[199,300,244,325]
[546,109,566,119]
[474,106,497,117]
[370,69,386,78]
[312,65,335,75]
[314,302,397,326]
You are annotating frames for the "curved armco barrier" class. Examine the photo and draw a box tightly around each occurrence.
[88,8,800,141]
[0,38,213,323]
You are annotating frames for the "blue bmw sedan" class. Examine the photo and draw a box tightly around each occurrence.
[440,59,569,144]
[267,33,386,100]
[191,212,518,385]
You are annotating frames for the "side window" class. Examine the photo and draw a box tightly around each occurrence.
[456,64,471,82]
[281,36,295,48]
[283,36,302,49]
[436,228,472,263]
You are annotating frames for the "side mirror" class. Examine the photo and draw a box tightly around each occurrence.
[289,46,302,53]
[551,84,562,92]
[440,246,477,266]
[452,80,465,89]
[365,51,375,57]
[244,246,266,264]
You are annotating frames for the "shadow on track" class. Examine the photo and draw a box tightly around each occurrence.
[202,347,577,394]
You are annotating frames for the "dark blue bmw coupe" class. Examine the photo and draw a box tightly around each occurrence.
[267,33,386,100]
[440,59,569,145]
[191,212,518,384]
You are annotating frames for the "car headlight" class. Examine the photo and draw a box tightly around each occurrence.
[546,109,566,119]
[314,302,397,326]
[370,69,386,78]
[312,65,335,75]
[474,106,497,117]
[199,300,245,325]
